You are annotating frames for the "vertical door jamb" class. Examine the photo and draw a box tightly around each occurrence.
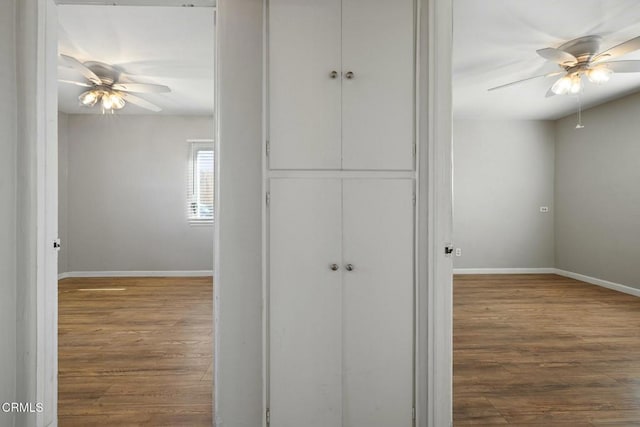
[417,0,453,426]
[36,0,59,425]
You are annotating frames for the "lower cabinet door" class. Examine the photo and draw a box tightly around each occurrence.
[269,178,414,426]
[342,179,415,427]
[269,178,343,427]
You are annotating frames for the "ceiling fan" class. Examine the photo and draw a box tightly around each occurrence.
[58,54,171,112]
[489,35,640,97]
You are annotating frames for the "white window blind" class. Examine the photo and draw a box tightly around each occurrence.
[188,141,214,224]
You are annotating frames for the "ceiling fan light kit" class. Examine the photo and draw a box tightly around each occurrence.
[59,54,170,113]
[79,89,126,112]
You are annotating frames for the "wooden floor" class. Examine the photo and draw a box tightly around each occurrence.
[454,274,640,426]
[59,274,640,425]
[58,277,213,427]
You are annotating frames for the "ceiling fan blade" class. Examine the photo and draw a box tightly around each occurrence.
[536,48,578,66]
[600,60,640,73]
[488,71,564,92]
[59,54,102,85]
[58,79,93,88]
[121,93,162,112]
[593,36,640,62]
[545,87,557,98]
[112,83,171,93]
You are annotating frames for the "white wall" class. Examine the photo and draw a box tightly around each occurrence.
[61,114,214,273]
[555,92,640,289]
[0,0,17,426]
[453,120,555,269]
[215,0,264,425]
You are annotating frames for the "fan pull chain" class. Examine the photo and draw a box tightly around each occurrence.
[575,95,585,129]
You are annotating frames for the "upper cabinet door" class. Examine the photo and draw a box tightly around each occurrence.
[341,0,415,170]
[269,0,343,170]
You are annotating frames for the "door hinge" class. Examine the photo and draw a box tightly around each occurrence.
[266,408,270,426]
[266,192,271,206]
[53,238,61,251]
[412,143,417,157]
[412,192,416,206]
[412,406,416,420]
[266,140,270,157]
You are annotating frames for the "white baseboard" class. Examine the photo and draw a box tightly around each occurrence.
[554,269,640,298]
[58,270,213,280]
[453,268,556,275]
[453,267,640,298]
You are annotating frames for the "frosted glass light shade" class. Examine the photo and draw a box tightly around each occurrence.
[569,74,583,94]
[110,93,126,110]
[79,90,98,106]
[551,75,573,95]
[587,67,613,84]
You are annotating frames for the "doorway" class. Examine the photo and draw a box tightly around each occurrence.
[451,0,640,424]
[52,1,216,424]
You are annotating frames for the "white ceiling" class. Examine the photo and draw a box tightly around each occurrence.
[58,5,214,115]
[454,0,640,120]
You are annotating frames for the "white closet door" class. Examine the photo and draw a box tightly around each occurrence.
[342,179,414,427]
[341,0,415,170]
[269,0,342,170]
[269,178,343,427]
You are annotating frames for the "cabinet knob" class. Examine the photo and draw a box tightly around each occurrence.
[330,263,340,271]
[329,70,338,79]
[345,71,355,80]
[345,264,354,272]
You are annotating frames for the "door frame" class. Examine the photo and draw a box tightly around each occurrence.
[34,1,218,426]
[419,0,454,425]
[35,1,59,425]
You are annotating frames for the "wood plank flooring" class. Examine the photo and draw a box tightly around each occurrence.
[454,274,640,426]
[60,273,640,425]
[58,277,213,427]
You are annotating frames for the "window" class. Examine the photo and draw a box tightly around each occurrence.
[188,140,214,224]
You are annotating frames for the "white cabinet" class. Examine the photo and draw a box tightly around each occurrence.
[268,0,417,423]
[269,0,415,171]
[269,178,414,426]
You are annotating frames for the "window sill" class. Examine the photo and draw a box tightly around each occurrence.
[189,219,214,227]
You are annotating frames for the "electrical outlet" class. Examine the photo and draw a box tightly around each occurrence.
[539,206,549,213]
[455,248,462,257]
